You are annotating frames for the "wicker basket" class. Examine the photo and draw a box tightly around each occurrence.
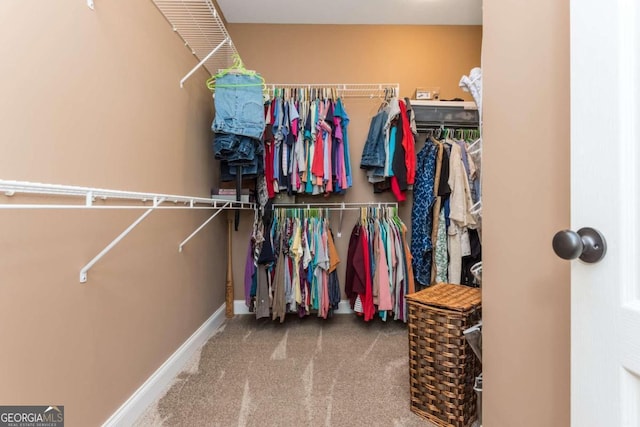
[406,283,482,427]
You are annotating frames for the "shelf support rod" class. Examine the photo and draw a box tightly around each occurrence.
[80,197,166,283]
[180,36,230,88]
[178,202,230,252]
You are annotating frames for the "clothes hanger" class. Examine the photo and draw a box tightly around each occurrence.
[392,207,403,229]
[206,54,265,92]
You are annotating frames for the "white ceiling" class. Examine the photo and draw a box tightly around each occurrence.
[216,0,483,25]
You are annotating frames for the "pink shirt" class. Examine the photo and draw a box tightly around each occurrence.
[376,226,393,311]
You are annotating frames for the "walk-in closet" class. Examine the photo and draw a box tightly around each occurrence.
[1,0,575,426]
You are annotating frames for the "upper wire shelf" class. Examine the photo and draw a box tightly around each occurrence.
[151,0,239,87]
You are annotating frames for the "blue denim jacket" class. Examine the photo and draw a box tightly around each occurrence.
[360,109,388,169]
[212,73,265,140]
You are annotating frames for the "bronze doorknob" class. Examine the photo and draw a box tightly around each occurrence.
[552,227,606,263]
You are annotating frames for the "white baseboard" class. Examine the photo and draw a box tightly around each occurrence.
[233,299,354,315]
[336,300,354,314]
[102,304,227,427]
[234,299,251,314]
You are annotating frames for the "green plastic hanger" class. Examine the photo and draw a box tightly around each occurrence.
[206,54,266,92]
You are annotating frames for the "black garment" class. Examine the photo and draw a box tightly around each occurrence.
[392,120,408,191]
[461,229,482,287]
[325,101,335,132]
[328,270,341,312]
[285,131,295,195]
[304,105,312,134]
[257,235,275,265]
[258,206,276,265]
[372,179,391,193]
[438,142,451,197]
[345,225,361,306]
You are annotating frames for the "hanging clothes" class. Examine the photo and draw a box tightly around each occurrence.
[245,208,342,321]
[264,89,352,197]
[410,139,439,288]
[344,208,413,322]
[360,97,418,201]
[410,128,482,288]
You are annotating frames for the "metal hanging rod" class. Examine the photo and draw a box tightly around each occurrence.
[266,83,400,99]
[272,202,399,211]
[0,180,254,283]
[416,122,481,130]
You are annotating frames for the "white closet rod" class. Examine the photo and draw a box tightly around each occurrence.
[267,83,400,98]
[272,202,399,211]
[0,180,254,283]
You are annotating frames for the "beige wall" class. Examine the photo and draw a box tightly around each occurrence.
[0,2,571,424]
[229,24,482,102]
[227,24,483,298]
[483,0,571,425]
[0,1,226,426]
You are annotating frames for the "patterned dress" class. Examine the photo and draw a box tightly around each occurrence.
[411,141,438,287]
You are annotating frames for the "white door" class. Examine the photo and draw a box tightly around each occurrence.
[569,0,640,425]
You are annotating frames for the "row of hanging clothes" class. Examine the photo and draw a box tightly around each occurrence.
[345,206,414,323]
[243,203,412,323]
[411,126,482,290]
[263,87,353,198]
[360,92,418,202]
[244,206,342,322]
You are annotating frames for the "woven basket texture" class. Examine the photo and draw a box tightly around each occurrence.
[407,283,482,427]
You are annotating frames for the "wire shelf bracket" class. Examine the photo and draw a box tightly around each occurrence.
[80,196,166,283]
[178,202,230,252]
[0,180,255,283]
[180,36,230,88]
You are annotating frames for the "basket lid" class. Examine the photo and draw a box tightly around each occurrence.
[406,283,481,311]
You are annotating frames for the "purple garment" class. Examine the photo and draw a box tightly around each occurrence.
[244,239,256,307]
[336,140,345,191]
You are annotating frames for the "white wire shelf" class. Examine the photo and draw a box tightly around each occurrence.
[0,180,254,209]
[0,180,255,283]
[266,83,400,99]
[151,0,239,87]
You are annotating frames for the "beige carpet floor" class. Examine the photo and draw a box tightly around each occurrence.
[135,314,436,427]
